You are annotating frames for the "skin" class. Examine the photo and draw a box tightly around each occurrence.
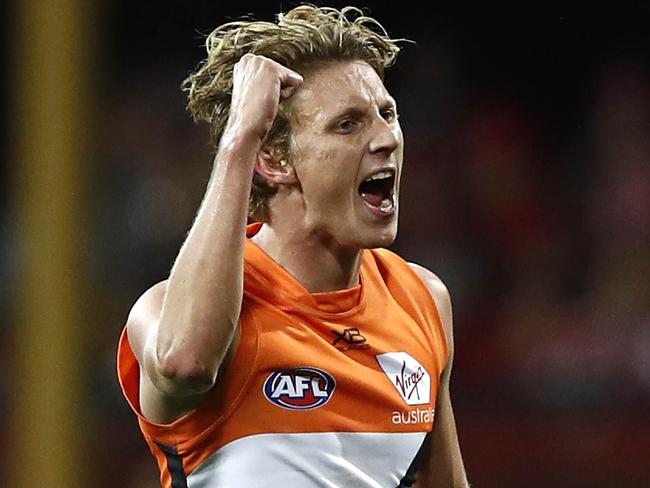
[252,61,402,292]
[126,55,468,486]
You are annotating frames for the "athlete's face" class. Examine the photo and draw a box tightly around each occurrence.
[288,61,404,249]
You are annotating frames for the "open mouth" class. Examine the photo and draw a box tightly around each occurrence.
[358,170,396,214]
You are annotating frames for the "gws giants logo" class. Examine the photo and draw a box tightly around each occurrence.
[376,352,431,406]
[263,367,336,410]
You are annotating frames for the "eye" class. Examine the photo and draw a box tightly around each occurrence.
[337,118,359,134]
[380,107,398,122]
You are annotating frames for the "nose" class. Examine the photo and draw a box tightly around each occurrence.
[368,116,401,155]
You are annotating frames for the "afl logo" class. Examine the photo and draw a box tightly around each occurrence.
[263,367,336,410]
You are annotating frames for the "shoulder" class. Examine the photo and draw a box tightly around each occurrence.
[369,249,452,320]
[368,249,453,333]
[407,262,453,351]
[125,280,168,363]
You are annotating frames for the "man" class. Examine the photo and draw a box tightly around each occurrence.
[118,5,469,487]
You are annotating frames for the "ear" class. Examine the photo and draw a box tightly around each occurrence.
[255,146,297,185]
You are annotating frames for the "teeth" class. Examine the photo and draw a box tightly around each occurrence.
[365,171,392,182]
[379,198,392,210]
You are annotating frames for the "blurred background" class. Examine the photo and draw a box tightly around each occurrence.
[2,1,649,487]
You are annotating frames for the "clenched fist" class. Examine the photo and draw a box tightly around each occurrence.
[227,54,303,143]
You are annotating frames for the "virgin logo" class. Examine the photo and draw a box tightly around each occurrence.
[376,352,431,406]
[396,361,425,401]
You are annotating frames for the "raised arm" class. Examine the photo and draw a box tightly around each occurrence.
[409,263,470,487]
[125,55,302,423]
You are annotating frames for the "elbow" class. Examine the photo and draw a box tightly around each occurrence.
[148,349,218,397]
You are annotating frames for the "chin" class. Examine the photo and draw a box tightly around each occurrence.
[371,231,397,249]
[360,221,398,249]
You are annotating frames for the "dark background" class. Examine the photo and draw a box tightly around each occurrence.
[3,1,649,486]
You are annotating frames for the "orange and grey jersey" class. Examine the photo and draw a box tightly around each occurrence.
[117,223,449,487]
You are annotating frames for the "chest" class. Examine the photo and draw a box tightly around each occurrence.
[230,296,440,435]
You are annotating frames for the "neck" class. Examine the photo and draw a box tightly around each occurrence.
[251,221,363,294]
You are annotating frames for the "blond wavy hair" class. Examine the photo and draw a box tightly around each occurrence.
[182,4,403,221]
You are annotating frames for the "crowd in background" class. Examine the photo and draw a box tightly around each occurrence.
[2,3,648,487]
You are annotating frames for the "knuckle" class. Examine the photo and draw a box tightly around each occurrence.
[235,53,255,69]
[258,58,274,71]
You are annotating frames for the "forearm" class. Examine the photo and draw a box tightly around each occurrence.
[149,131,259,393]
[139,54,302,397]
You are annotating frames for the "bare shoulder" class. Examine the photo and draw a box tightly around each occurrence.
[407,262,453,348]
[126,280,168,362]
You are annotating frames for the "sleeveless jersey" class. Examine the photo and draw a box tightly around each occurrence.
[117,223,449,487]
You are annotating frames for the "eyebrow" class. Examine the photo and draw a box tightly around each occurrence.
[330,106,368,121]
[382,96,398,110]
[329,97,398,121]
